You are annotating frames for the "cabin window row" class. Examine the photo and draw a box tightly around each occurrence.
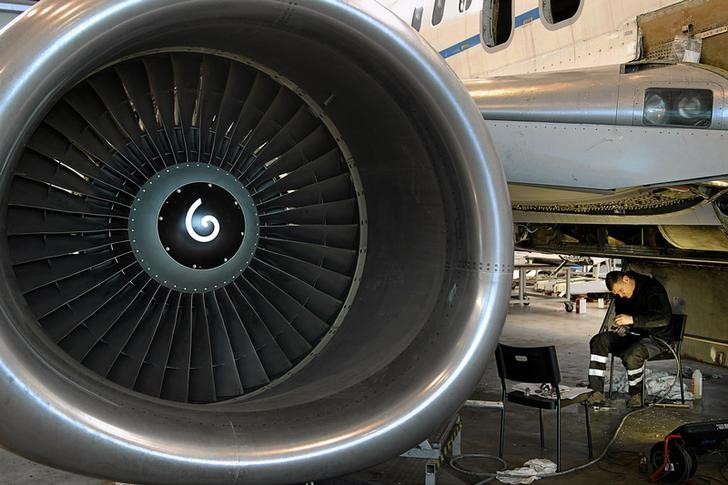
[412,0,474,31]
[411,0,581,38]
[482,0,581,47]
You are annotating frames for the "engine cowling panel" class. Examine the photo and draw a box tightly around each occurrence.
[0,1,512,483]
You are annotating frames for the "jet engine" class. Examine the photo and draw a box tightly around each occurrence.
[0,1,512,483]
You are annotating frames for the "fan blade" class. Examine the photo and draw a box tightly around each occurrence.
[255,246,352,300]
[260,223,359,249]
[259,236,358,275]
[16,150,133,207]
[106,287,172,390]
[14,246,132,293]
[161,293,193,402]
[26,125,139,195]
[171,52,202,160]
[134,292,182,398]
[225,282,293,379]
[256,173,353,211]
[40,263,145,343]
[259,198,357,226]
[9,178,128,218]
[242,268,329,343]
[196,55,230,163]
[87,70,167,172]
[8,233,129,265]
[81,279,161,376]
[204,292,245,399]
[25,254,138,319]
[6,207,127,235]
[220,73,279,170]
[63,84,154,177]
[188,293,216,403]
[210,62,256,166]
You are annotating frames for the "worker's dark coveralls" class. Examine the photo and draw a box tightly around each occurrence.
[588,272,673,397]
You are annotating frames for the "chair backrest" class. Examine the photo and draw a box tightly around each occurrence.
[495,343,561,387]
[650,314,687,361]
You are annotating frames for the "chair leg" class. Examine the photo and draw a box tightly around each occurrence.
[556,400,562,472]
[583,402,593,458]
[608,355,614,399]
[678,357,685,404]
[539,409,544,449]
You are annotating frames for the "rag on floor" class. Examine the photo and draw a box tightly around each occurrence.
[608,368,693,400]
[496,458,557,484]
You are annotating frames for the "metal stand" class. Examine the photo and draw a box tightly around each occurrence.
[510,263,552,306]
[511,264,573,310]
[400,415,464,485]
[401,401,503,484]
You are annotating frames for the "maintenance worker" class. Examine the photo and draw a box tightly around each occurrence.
[587,270,673,408]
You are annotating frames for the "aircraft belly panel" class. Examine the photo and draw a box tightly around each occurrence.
[489,120,728,190]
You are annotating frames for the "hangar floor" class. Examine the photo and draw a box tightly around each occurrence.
[1,298,726,484]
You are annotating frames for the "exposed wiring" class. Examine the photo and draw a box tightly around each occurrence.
[515,224,540,234]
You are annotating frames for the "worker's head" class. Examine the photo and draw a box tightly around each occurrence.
[605,271,636,299]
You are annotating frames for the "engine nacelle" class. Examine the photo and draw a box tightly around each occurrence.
[0,1,512,483]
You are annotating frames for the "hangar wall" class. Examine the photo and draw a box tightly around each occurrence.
[640,0,728,71]
[630,260,728,368]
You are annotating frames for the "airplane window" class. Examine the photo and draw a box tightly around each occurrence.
[432,0,445,26]
[411,6,423,31]
[643,88,713,128]
[541,0,581,25]
[459,0,473,13]
[482,0,512,48]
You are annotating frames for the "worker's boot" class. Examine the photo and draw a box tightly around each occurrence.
[626,394,643,408]
[587,391,606,405]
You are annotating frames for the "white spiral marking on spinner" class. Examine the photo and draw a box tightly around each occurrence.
[185,198,220,243]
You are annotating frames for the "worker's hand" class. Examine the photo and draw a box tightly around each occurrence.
[615,326,627,337]
[614,314,634,326]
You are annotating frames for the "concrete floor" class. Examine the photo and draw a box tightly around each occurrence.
[330,298,728,485]
[1,298,727,484]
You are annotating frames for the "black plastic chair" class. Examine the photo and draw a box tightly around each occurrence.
[607,314,687,405]
[495,343,593,471]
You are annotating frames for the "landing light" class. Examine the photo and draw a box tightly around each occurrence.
[677,95,706,120]
[643,93,667,125]
[643,88,713,127]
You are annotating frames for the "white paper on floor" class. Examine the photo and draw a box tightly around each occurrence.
[496,458,557,484]
[606,368,693,400]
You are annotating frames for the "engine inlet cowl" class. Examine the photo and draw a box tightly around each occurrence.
[0,1,512,483]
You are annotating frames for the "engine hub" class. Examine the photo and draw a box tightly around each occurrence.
[129,163,258,291]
